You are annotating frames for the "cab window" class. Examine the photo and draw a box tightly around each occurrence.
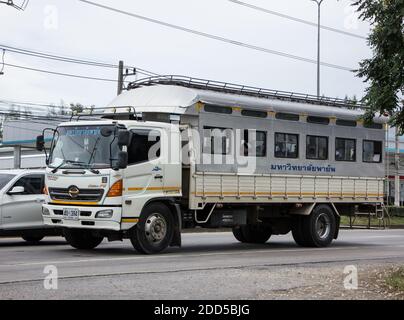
[127,129,161,165]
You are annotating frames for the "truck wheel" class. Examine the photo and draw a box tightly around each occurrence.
[232,225,271,244]
[64,229,103,250]
[22,235,44,243]
[130,203,174,254]
[294,205,337,247]
[292,216,309,247]
[232,226,247,242]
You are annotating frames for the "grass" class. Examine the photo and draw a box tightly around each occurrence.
[386,268,404,292]
[340,215,404,227]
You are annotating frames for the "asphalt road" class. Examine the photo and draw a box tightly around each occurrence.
[0,229,403,299]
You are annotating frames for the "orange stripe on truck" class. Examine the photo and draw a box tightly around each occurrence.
[127,187,180,192]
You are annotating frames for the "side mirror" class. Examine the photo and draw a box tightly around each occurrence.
[118,130,130,147]
[36,135,45,151]
[101,127,113,137]
[8,186,25,195]
[117,151,128,169]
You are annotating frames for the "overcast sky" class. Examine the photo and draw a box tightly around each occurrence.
[0,0,372,110]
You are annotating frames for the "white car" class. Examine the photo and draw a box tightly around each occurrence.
[0,169,61,243]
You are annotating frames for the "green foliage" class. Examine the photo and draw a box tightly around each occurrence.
[353,0,404,132]
[386,267,404,291]
[69,103,95,115]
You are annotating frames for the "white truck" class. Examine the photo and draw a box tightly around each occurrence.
[37,76,387,254]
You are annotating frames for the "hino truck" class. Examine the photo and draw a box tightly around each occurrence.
[37,76,387,254]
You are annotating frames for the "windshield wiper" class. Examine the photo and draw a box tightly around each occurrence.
[51,159,86,173]
[87,137,101,174]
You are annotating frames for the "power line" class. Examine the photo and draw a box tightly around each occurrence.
[3,62,133,83]
[0,104,64,116]
[0,44,159,76]
[0,99,65,109]
[78,0,354,72]
[0,110,70,120]
[226,0,367,40]
[0,0,29,11]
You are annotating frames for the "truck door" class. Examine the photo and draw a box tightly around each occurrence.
[1,174,45,230]
[124,128,164,198]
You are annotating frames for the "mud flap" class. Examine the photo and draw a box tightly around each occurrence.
[170,203,182,247]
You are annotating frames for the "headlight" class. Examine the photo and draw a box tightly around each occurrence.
[42,207,50,216]
[95,209,113,218]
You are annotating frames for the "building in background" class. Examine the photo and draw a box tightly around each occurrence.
[0,119,60,169]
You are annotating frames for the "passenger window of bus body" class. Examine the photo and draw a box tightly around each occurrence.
[242,130,267,157]
[306,135,328,160]
[204,127,232,155]
[274,133,298,158]
[335,138,356,162]
[363,140,382,163]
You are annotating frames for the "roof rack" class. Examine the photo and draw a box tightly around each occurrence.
[127,75,367,110]
[69,106,142,122]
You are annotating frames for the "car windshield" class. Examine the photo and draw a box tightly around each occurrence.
[49,125,120,169]
[0,174,16,190]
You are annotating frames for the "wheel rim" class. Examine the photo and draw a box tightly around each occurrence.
[315,212,331,240]
[144,213,167,246]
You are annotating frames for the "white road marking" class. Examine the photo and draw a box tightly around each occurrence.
[351,235,404,239]
[0,246,363,268]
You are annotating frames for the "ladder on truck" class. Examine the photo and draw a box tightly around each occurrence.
[349,203,391,229]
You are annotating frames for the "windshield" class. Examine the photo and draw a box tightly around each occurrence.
[0,174,16,190]
[49,125,120,169]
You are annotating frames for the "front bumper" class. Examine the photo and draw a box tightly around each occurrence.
[42,203,122,231]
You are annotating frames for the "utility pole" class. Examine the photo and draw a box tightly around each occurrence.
[395,127,401,207]
[13,145,21,169]
[117,60,124,95]
[117,61,137,95]
[311,0,323,98]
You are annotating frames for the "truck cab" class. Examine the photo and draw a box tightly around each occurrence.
[41,119,182,253]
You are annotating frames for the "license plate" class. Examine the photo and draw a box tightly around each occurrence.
[63,208,80,220]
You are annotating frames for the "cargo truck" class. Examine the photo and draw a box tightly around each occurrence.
[37,76,387,253]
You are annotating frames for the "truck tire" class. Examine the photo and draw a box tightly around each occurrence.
[232,226,247,242]
[232,225,271,244]
[22,235,44,243]
[64,229,103,250]
[293,205,337,247]
[291,216,309,247]
[130,202,174,254]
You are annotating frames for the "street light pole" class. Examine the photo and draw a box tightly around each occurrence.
[311,0,323,98]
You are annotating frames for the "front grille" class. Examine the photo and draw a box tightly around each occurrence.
[49,187,104,202]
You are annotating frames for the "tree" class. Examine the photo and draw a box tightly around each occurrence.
[70,102,95,115]
[353,0,404,131]
[70,103,84,114]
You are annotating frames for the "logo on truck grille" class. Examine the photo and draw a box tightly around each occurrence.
[68,186,80,198]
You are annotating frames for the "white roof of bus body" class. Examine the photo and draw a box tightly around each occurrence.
[105,84,388,123]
